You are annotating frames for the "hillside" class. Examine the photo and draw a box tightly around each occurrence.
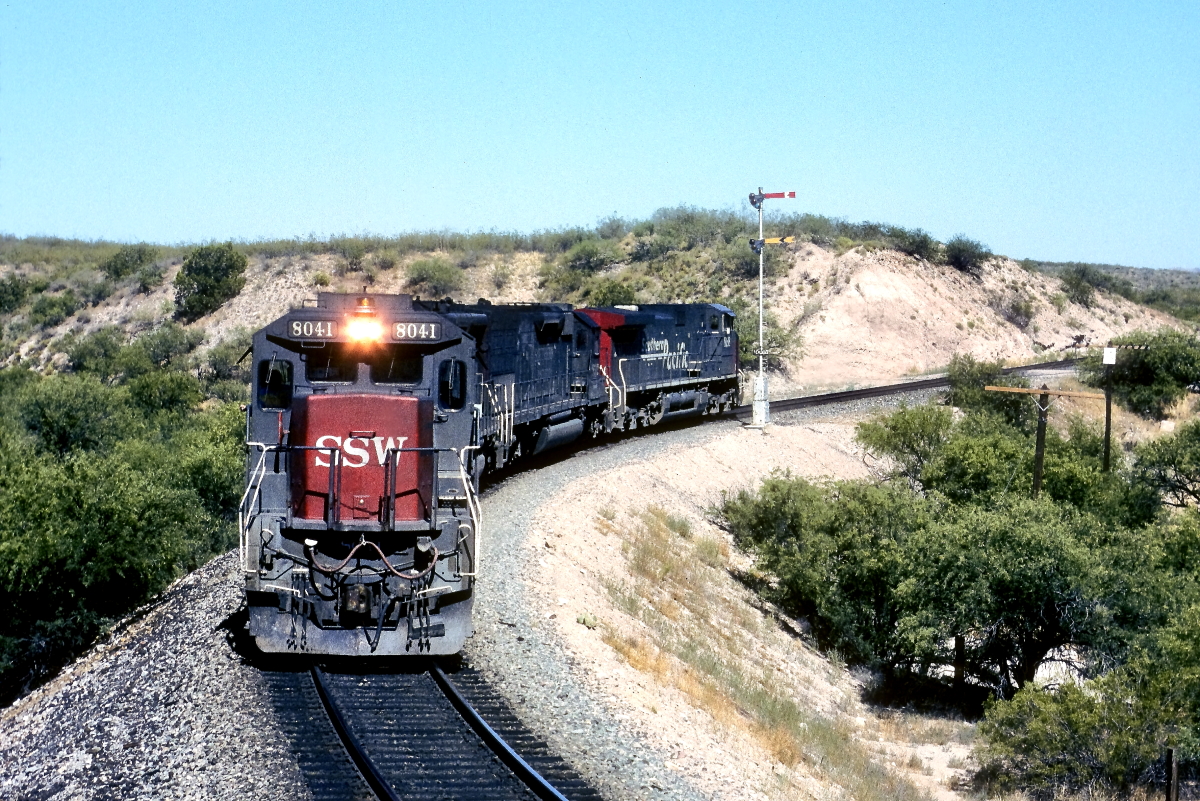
[0,226,1185,393]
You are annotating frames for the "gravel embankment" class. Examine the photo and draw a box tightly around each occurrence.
[0,554,311,801]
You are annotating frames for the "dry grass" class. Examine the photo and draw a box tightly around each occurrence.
[598,506,930,801]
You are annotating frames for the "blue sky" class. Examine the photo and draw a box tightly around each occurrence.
[2,1,1197,269]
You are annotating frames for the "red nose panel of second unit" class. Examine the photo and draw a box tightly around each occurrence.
[290,394,433,523]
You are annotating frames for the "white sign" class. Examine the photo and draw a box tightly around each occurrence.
[1103,347,1117,365]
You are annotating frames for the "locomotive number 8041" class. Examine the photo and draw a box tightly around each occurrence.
[240,292,739,656]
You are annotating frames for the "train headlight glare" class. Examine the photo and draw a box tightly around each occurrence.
[346,318,383,342]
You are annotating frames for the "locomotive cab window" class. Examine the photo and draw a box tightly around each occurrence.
[258,359,293,409]
[438,359,467,411]
[575,329,587,351]
[369,345,423,384]
[304,343,360,382]
[710,314,720,331]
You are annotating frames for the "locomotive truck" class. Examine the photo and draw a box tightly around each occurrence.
[240,292,739,655]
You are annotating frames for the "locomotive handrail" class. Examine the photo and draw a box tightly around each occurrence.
[289,445,343,527]
[239,442,279,574]
[452,445,483,578]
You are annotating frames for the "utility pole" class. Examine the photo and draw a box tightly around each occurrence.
[985,384,1106,498]
[746,187,796,427]
[1032,385,1050,498]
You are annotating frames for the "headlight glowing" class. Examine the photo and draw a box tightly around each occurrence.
[346,318,383,342]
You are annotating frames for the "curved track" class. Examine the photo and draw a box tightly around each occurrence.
[265,661,602,801]
[731,358,1081,418]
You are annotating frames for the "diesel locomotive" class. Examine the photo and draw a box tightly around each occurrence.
[240,292,739,655]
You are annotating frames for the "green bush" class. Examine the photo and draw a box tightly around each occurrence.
[100,243,158,280]
[65,326,127,381]
[15,375,136,455]
[1079,328,1200,419]
[173,243,247,323]
[945,353,1033,431]
[28,290,80,328]
[560,239,622,272]
[856,403,954,485]
[126,371,203,415]
[584,278,635,306]
[135,263,166,294]
[0,276,29,313]
[889,227,942,262]
[943,235,992,276]
[406,258,463,296]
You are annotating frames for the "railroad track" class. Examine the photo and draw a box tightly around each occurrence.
[263,660,603,801]
[731,358,1081,419]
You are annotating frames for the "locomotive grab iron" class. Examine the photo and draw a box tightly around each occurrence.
[240,292,739,655]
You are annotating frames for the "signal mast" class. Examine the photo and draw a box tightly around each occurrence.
[747,187,796,426]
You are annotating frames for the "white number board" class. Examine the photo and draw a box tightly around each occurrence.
[393,322,442,341]
[289,320,338,339]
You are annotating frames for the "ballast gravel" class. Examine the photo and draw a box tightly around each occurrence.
[0,386,950,801]
[0,553,312,801]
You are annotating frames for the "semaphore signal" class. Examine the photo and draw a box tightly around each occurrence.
[746,187,796,427]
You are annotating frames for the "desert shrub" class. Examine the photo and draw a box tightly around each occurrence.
[65,326,127,380]
[560,239,622,272]
[1060,267,1096,307]
[489,264,511,291]
[126,371,204,415]
[723,477,928,668]
[135,263,166,294]
[943,235,992,276]
[856,403,954,485]
[28,290,80,327]
[629,237,672,262]
[585,278,635,307]
[991,292,1037,329]
[100,243,158,280]
[1079,328,1200,419]
[889,227,942,261]
[203,330,252,385]
[538,264,585,301]
[1136,419,1200,507]
[374,249,399,270]
[0,276,28,313]
[335,238,367,270]
[977,604,1200,797]
[0,374,241,703]
[312,271,330,287]
[174,243,247,323]
[15,375,136,455]
[74,274,114,306]
[945,353,1033,431]
[406,258,463,296]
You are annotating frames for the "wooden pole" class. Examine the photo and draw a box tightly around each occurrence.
[1104,365,1113,473]
[1167,747,1178,801]
[1032,385,1049,499]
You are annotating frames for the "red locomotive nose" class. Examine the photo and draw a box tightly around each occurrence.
[290,394,433,524]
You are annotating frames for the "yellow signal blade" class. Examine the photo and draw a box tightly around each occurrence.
[763,236,796,244]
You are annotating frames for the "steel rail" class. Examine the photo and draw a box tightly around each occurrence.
[310,665,404,801]
[430,662,572,801]
[731,358,1081,419]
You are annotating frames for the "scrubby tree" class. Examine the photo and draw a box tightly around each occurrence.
[1080,328,1200,419]
[944,235,992,276]
[174,242,247,323]
[100,243,158,280]
[406,258,463,296]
